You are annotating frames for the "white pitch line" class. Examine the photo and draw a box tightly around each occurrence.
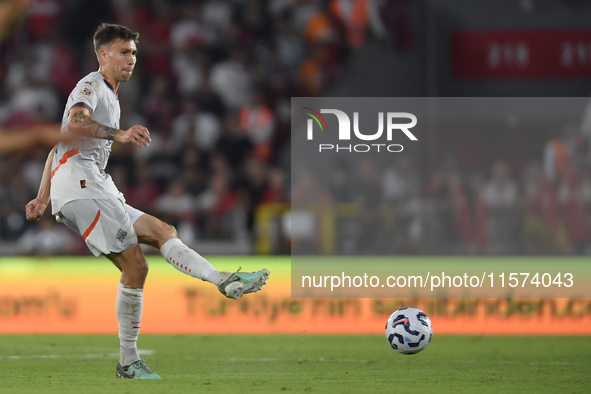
[0,344,115,352]
[192,357,382,363]
[190,357,587,366]
[0,349,153,360]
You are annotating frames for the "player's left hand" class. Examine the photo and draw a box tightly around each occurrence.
[25,198,48,221]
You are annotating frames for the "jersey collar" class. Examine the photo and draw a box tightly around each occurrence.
[103,79,118,97]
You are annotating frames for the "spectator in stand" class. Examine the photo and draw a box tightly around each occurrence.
[141,75,174,127]
[169,98,199,155]
[482,160,519,254]
[290,163,327,253]
[24,0,61,42]
[3,36,79,103]
[261,167,289,204]
[273,14,306,73]
[238,0,272,41]
[210,48,253,112]
[202,0,233,45]
[329,0,374,49]
[303,4,339,45]
[172,50,208,97]
[557,161,591,253]
[520,161,566,253]
[126,161,162,214]
[1,171,31,240]
[196,77,225,117]
[449,171,488,254]
[292,162,330,207]
[9,73,60,123]
[543,124,583,184]
[215,114,254,170]
[59,0,114,56]
[328,163,354,203]
[144,129,179,187]
[21,148,45,193]
[179,146,206,197]
[354,196,384,254]
[113,0,151,32]
[383,154,417,203]
[348,159,383,254]
[154,177,195,228]
[238,157,268,233]
[216,19,254,48]
[238,89,275,162]
[208,151,232,180]
[109,165,129,198]
[196,172,239,238]
[18,214,78,256]
[297,44,336,96]
[170,3,209,50]
[194,105,222,153]
[483,160,518,209]
[141,1,173,76]
[48,40,81,100]
[353,159,382,208]
[399,181,426,253]
[297,2,343,96]
[169,3,210,96]
[374,180,427,255]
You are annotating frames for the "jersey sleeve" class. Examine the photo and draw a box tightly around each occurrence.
[68,80,100,114]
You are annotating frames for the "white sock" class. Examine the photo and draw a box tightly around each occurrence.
[116,282,142,367]
[160,238,230,285]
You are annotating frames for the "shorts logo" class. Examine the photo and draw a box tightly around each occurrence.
[80,179,87,188]
[116,228,128,242]
[80,87,92,97]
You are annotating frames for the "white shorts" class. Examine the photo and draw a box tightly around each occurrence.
[57,198,145,257]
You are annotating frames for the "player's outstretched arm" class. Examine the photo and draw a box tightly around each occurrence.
[25,145,55,221]
[0,124,76,154]
[0,0,33,43]
[68,107,150,148]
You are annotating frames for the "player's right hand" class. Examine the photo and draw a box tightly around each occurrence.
[115,125,151,148]
[25,198,47,221]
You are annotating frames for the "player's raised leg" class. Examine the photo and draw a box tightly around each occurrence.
[106,245,161,380]
[132,212,269,299]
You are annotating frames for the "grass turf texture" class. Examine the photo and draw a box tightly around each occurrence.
[0,335,589,394]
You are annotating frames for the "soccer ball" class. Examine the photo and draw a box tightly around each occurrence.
[385,307,432,354]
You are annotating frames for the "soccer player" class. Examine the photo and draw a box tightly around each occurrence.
[24,23,269,380]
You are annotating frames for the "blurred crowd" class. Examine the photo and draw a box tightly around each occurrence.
[292,123,591,256]
[0,0,406,255]
[5,0,589,257]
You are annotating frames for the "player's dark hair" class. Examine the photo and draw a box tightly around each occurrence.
[93,23,139,54]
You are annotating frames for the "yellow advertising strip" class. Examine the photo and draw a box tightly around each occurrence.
[0,257,590,335]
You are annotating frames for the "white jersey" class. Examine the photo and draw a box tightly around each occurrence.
[51,71,122,215]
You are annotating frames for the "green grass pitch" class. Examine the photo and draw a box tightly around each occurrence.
[0,334,589,393]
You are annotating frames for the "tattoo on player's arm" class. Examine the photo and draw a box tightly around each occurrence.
[70,109,120,140]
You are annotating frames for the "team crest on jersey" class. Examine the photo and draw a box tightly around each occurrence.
[80,87,92,97]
